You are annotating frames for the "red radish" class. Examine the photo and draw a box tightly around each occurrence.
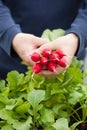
[42,48,52,58]
[49,53,59,63]
[58,59,67,67]
[31,52,41,62]
[47,62,57,71]
[55,50,66,58]
[31,49,67,74]
[32,63,43,73]
[40,57,48,65]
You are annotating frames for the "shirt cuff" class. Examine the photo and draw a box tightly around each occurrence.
[0,24,22,56]
[65,28,86,59]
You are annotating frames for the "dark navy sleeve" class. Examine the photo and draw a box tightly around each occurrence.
[65,0,87,59]
[0,0,22,56]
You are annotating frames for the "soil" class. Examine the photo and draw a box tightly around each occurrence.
[76,123,87,130]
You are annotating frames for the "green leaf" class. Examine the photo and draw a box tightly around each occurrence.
[0,102,4,109]
[6,71,24,90]
[12,116,32,130]
[71,57,83,68]
[40,107,54,124]
[78,84,87,97]
[28,90,45,107]
[51,29,65,40]
[51,85,67,95]
[0,109,32,130]
[0,94,9,105]
[52,118,70,130]
[6,97,24,110]
[0,80,6,90]
[41,29,53,41]
[52,104,67,115]
[15,102,30,114]
[28,90,45,118]
[41,28,65,41]
[1,124,14,130]
[68,91,83,105]
[0,108,15,124]
[61,72,73,87]
[29,74,45,89]
[0,94,15,105]
[67,67,82,84]
[44,126,55,130]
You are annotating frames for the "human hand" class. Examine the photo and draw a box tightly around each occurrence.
[12,33,49,66]
[37,33,79,77]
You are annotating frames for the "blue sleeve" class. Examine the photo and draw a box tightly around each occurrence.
[0,0,22,56]
[65,0,87,59]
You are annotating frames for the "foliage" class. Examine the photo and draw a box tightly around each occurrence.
[0,29,87,130]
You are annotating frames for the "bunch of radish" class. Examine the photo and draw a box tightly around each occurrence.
[31,48,67,74]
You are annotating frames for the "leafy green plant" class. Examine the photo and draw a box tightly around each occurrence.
[0,29,87,130]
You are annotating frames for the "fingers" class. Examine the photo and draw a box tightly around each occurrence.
[36,37,64,54]
[36,43,54,55]
[34,36,50,46]
[40,53,71,77]
[39,67,66,77]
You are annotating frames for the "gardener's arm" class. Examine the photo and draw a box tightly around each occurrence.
[65,0,87,59]
[0,0,22,55]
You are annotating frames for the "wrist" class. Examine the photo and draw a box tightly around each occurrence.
[68,33,79,44]
[66,33,79,55]
[12,33,23,47]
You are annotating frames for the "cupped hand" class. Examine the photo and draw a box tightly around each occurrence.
[12,33,49,66]
[37,33,79,77]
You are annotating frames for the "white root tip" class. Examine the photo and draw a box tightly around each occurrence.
[31,72,36,81]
